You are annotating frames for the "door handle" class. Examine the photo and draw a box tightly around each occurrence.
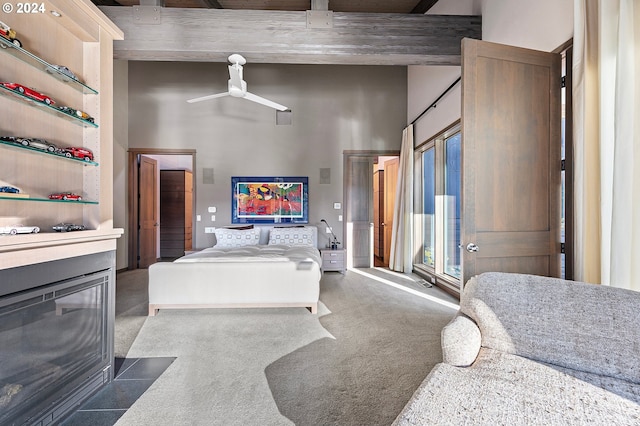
[465,243,479,253]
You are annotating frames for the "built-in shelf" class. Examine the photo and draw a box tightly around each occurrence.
[0,196,98,204]
[0,139,99,166]
[0,84,99,128]
[0,37,98,95]
[0,228,124,253]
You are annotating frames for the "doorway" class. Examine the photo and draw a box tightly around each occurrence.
[373,156,399,267]
[344,150,399,269]
[127,149,196,270]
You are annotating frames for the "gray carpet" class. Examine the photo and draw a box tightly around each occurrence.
[113,267,458,425]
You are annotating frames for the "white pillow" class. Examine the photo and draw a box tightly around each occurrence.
[214,227,261,248]
[268,227,314,247]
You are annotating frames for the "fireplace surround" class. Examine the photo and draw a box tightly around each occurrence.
[0,251,115,425]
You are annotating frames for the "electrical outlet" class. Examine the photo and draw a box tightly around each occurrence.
[208,206,216,213]
[196,215,201,222]
[211,215,216,221]
[205,227,216,234]
[338,215,343,222]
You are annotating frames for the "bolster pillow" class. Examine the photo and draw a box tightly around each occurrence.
[441,314,481,367]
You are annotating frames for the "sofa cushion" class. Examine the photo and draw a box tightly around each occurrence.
[393,348,640,426]
[460,272,640,385]
[441,314,481,367]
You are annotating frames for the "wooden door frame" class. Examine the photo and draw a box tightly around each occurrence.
[343,150,400,269]
[127,148,197,270]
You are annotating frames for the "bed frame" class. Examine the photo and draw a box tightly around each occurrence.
[147,226,321,316]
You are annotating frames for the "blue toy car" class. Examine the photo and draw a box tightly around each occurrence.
[0,186,20,193]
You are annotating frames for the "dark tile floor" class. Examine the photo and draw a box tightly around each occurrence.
[60,357,175,426]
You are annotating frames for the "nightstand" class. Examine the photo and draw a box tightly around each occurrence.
[321,249,346,273]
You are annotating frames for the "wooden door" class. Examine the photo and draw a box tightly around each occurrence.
[373,170,384,259]
[346,156,374,268]
[461,38,561,287]
[138,156,158,268]
[160,170,193,258]
[383,157,399,265]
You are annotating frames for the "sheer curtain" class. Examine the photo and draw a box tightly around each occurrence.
[389,125,414,273]
[573,0,640,290]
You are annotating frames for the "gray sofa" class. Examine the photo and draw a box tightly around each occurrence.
[394,272,640,425]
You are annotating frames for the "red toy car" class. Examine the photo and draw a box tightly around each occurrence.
[0,82,54,105]
[61,147,94,161]
[48,192,82,201]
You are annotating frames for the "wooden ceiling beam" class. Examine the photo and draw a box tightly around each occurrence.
[99,7,481,65]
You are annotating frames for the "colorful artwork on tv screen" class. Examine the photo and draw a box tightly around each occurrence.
[232,176,309,224]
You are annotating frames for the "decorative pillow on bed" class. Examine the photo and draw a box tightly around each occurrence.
[214,227,261,248]
[224,224,254,230]
[268,226,315,247]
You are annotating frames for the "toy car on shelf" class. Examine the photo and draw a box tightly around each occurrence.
[0,225,40,235]
[58,106,94,123]
[48,65,79,82]
[60,146,94,161]
[52,223,86,232]
[0,21,21,48]
[0,82,54,105]
[17,137,57,152]
[0,186,20,193]
[49,192,82,201]
[0,136,18,143]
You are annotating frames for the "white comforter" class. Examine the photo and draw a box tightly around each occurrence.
[175,244,322,268]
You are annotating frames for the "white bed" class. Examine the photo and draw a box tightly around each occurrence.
[148,226,321,315]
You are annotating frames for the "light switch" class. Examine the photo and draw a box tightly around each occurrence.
[326,227,332,234]
[196,215,201,222]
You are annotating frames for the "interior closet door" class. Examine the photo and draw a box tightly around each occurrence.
[461,38,562,287]
[346,156,374,268]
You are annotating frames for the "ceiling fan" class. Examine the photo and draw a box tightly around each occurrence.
[186,54,289,111]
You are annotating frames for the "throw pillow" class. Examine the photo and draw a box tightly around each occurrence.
[214,227,261,248]
[268,226,314,247]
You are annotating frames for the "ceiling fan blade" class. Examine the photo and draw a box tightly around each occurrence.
[228,64,243,89]
[186,92,230,103]
[243,92,288,111]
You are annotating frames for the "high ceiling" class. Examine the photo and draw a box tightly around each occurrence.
[92,0,440,14]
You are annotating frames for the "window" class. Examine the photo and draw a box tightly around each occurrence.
[444,132,461,279]
[414,123,462,291]
[422,148,435,267]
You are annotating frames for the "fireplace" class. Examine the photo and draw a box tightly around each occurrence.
[0,252,115,425]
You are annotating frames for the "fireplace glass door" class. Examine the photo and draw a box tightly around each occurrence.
[0,272,109,425]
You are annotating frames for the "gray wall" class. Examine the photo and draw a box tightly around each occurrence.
[119,61,406,256]
[113,60,129,270]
